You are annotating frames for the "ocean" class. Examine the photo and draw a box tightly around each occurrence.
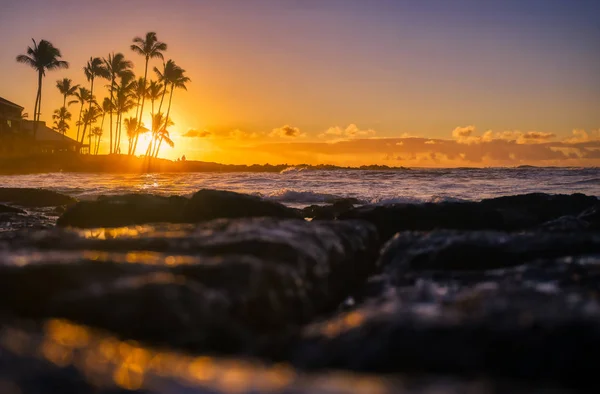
[1,167,598,206]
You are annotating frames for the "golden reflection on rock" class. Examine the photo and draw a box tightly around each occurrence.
[0,319,393,393]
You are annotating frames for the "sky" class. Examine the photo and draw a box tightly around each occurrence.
[0,0,599,166]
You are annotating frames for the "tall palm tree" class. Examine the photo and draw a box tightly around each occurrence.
[81,57,109,145]
[163,65,190,137]
[130,32,166,133]
[16,39,69,138]
[56,78,79,108]
[72,87,92,142]
[103,53,133,154]
[113,74,136,154]
[153,60,177,114]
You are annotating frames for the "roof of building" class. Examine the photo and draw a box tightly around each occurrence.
[21,120,80,144]
[0,96,25,110]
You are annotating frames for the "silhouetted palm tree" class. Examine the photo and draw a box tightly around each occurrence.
[72,87,92,142]
[52,106,71,137]
[163,65,190,138]
[134,80,163,154]
[16,39,69,138]
[153,60,177,114]
[130,32,166,134]
[113,74,136,154]
[103,53,133,154]
[81,57,109,145]
[91,127,103,155]
[124,117,149,155]
[154,127,174,158]
[148,112,173,157]
[56,78,79,108]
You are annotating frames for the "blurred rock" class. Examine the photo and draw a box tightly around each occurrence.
[0,188,77,207]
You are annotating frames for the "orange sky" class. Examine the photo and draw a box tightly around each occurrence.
[1,0,599,166]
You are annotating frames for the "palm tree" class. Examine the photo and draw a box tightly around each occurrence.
[56,78,79,108]
[162,64,190,142]
[124,117,149,155]
[72,87,92,142]
[113,74,136,154]
[154,128,174,158]
[52,106,71,137]
[103,53,133,154]
[81,57,109,146]
[133,80,162,154]
[148,112,173,157]
[91,127,103,155]
[153,60,177,114]
[16,39,69,138]
[130,32,166,133]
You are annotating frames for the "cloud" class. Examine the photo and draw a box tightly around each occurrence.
[319,124,376,139]
[424,140,436,145]
[452,125,475,138]
[564,129,600,144]
[182,129,211,138]
[229,129,259,139]
[452,126,557,145]
[270,125,305,138]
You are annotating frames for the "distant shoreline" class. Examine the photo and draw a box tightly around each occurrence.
[0,154,594,175]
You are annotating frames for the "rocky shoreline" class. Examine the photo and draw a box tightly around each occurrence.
[0,187,599,393]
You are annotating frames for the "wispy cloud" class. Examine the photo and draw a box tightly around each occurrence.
[319,124,376,140]
[270,125,305,138]
[182,129,211,138]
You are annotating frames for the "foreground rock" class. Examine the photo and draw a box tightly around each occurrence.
[284,251,600,390]
[0,188,77,207]
[57,194,188,228]
[0,218,379,353]
[185,189,301,222]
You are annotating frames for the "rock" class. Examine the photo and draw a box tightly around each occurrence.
[480,193,598,229]
[0,219,380,353]
[302,199,357,220]
[535,215,590,232]
[579,204,600,230]
[0,188,77,207]
[184,189,301,222]
[378,231,600,274]
[284,254,600,390]
[339,202,506,241]
[0,204,26,214]
[56,194,188,228]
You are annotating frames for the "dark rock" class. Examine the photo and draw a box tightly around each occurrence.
[579,204,600,230]
[0,219,380,353]
[303,199,357,220]
[0,188,77,207]
[284,255,600,390]
[56,194,188,228]
[339,202,506,241]
[184,189,301,222]
[0,204,26,214]
[535,215,590,232]
[480,193,598,229]
[378,231,600,274]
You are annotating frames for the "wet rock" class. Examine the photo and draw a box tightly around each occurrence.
[535,215,591,232]
[56,194,188,228]
[378,231,600,275]
[579,204,600,230]
[285,255,600,390]
[0,219,379,353]
[0,204,26,215]
[339,202,505,241]
[185,189,301,222]
[480,193,598,229]
[0,188,77,207]
[303,199,357,220]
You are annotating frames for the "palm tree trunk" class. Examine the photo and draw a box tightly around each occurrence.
[76,102,83,143]
[154,138,163,158]
[80,78,94,145]
[33,70,43,142]
[137,57,149,127]
[158,84,167,115]
[109,77,114,154]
